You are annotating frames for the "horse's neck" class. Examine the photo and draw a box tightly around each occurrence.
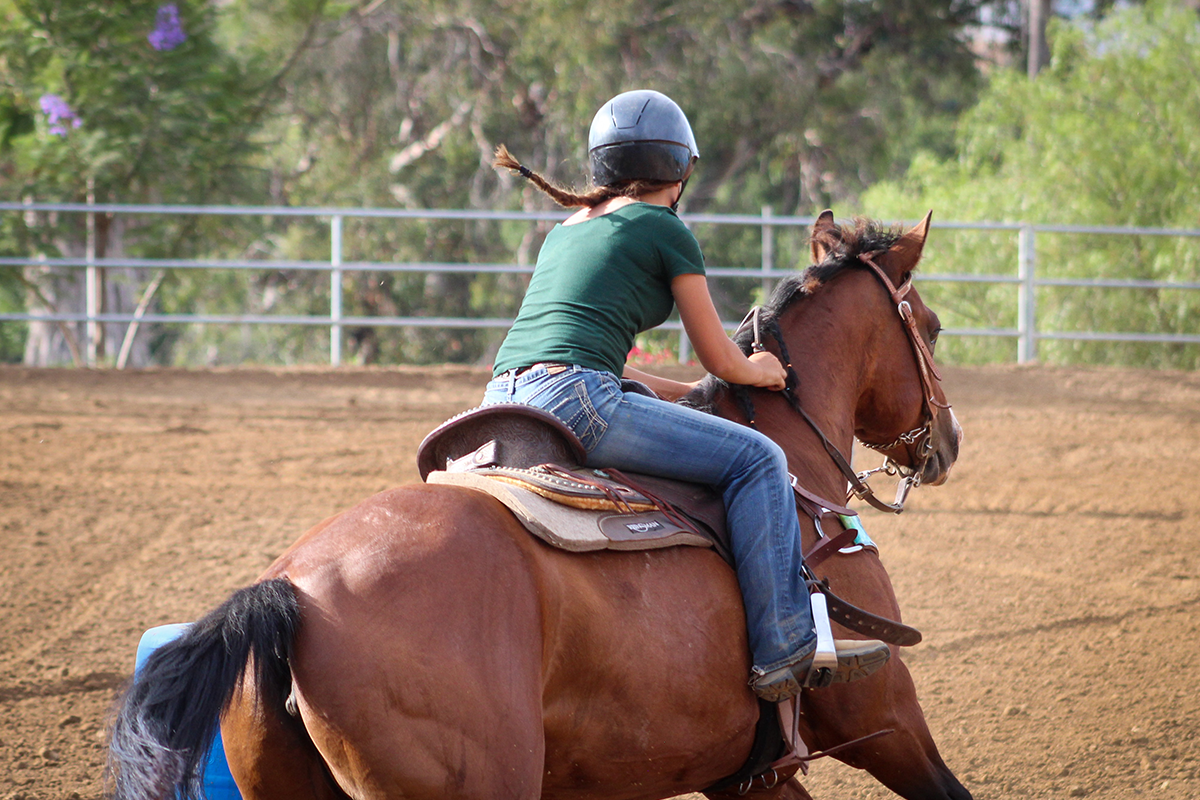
[785,377,857,504]
[706,372,854,510]
[729,313,865,506]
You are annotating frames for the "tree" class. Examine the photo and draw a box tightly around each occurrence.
[0,0,328,365]
[232,0,990,364]
[861,1,1200,367]
[3,0,995,366]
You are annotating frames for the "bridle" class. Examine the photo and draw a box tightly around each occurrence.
[734,251,951,514]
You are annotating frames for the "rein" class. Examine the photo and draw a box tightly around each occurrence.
[733,252,949,515]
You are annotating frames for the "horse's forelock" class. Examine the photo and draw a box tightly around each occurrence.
[792,217,909,302]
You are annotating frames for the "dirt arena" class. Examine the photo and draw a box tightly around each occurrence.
[1,363,1197,800]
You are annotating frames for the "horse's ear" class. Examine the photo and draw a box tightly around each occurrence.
[889,210,933,269]
[810,210,837,264]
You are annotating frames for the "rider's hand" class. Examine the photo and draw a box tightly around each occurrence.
[748,351,788,391]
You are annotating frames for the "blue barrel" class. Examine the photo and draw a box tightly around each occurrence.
[134,624,243,800]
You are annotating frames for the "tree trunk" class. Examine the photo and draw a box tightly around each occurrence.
[23,214,154,367]
[1028,0,1052,77]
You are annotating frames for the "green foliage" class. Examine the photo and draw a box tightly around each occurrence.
[0,0,279,205]
[861,1,1200,368]
[0,0,332,365]
[213,0,988,364]
[10,0,1112,368]
[0,255,26,362]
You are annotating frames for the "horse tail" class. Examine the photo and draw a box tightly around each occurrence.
[106,577,300,800]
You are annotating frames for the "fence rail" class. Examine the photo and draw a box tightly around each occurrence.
[3,201,1199,367]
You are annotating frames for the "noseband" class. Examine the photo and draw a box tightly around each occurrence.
[733,251,950,514]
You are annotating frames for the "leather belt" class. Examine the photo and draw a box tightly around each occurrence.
[514,362,571,376]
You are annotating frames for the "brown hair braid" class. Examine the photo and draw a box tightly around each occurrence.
[493,144,675,208]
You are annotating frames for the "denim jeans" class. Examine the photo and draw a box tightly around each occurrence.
[483,364,816,672]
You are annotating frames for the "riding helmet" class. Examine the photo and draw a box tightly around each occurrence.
[588,90,699,186]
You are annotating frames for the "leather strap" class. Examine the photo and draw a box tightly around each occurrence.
[782,393,908,514]
[768,698,895,779]
[857,252,948,414]
[814,580,923,646]
[789,475,856,518]
[795,729,895,764]
[513,361,571,377]
[803,525,860,570]
[600,467,704,537]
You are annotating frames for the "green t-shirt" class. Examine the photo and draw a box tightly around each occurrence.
[494,203,705,378]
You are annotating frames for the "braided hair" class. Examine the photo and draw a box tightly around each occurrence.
[493,145,676,209]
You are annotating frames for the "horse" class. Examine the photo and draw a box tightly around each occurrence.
[107,210,969,800]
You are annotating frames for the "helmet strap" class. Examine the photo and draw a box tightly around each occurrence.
[671,177,690,212]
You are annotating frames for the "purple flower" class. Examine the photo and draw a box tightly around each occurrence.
[148,3,187,51]
[39,94,82,136]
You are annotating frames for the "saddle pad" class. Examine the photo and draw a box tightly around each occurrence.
[428,470,714,553]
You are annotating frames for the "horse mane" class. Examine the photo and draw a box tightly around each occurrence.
[680,217,907,415]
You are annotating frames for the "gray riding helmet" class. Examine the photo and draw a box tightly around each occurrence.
[588,90,699,186]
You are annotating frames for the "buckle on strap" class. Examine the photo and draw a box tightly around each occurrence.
[735,306,767,353]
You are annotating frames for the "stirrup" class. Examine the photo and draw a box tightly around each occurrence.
[751,639,891,702]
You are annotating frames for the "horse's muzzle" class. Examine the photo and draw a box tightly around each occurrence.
[920,407,962,487]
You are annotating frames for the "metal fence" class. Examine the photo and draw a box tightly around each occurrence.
[2,201,1199,367]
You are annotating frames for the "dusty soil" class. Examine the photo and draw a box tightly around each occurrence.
[0,363,1197,800]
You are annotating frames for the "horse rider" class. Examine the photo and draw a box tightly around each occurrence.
[484,89,890,701]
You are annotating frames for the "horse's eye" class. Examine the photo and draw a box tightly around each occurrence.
[929,327,942,346]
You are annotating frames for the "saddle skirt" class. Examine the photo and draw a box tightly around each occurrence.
[418,403,733,561]
[428,468,719,553]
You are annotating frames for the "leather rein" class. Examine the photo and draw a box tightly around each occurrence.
[735,251,950,515]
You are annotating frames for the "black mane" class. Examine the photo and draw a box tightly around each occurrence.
[680,217,907,414]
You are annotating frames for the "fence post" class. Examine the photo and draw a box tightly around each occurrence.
[677,217,693,364]
[85,179,98,367]
[330,215,343,367]
[677,333,692,365]
[1018,224,1037,364]
[761,205,774,301]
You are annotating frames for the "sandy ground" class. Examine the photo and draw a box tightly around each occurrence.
[0,363,1197,800]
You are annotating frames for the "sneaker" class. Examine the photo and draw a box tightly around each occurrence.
[751,639,891,701]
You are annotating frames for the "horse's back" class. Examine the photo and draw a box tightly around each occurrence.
[240,483,760,798]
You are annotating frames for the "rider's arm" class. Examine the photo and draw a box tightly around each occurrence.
[671,274,786,390]
[620,364,698,402]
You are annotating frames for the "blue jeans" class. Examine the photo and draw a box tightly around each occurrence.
[483,364,816,672]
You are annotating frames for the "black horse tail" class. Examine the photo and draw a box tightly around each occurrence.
[106,578,300,800]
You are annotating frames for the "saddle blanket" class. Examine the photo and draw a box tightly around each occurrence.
[427,470,714,553]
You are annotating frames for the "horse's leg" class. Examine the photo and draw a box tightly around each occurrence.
[777,778,816,800]
[214,515,348,800]
[865,658,972,800]
[270,486,549,800]
[796,552,971,800]
[222,676,348,800]
[801,656,971,800]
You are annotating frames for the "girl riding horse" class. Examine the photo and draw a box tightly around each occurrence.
[486,89,889,699]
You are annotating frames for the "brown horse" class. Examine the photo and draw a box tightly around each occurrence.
[107,212,968,800]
